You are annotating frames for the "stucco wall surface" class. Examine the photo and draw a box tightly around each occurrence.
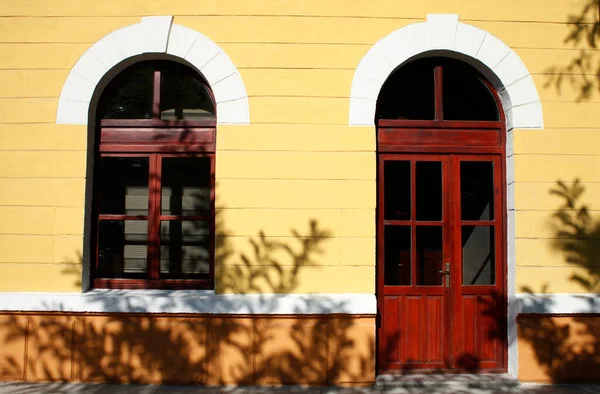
[0,0,597,297]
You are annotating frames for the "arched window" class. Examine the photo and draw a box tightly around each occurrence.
[92,60,216,289]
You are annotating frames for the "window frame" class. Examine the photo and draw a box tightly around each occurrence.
[92,62,216,290]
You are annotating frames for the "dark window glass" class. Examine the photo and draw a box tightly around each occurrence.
[384,161,411,220]
[416,161,442,221]
[462,226,495,285]
[443,60,499,121]
[461,161,494,221]
[160,220,210,277]
[98,64,154,119]
[384,226,411,285]
[161,157,211,216]
[376,58,436,120]
[97,220,148,278]
[416,226,443,286]
[160,63,215,120]
[97,157,149,215]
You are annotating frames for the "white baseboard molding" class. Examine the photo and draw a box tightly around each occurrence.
[517,293,600,314]
[0,290,377,315]
[0,291,597,315]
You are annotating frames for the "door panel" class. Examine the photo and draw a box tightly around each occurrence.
[378,154,450,371]
[378,153,506,373]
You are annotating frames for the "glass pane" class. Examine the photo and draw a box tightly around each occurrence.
[416,161,442,221]
[443,60,499,121]
[97,220,148,278]
[384,161,411,220]
[98,157,149,215]
[376,58,436,120]
[160,63,215,120]
[461,161,494,221]
[160,221,210,276]
[462,226,495,285]
[98,63,154,119]
[384,226,411,286]
[416,227,443,286]
[161,157,211,216]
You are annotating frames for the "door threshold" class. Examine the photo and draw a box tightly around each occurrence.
[375,373,518,389]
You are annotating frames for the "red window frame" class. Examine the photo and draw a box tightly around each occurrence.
[93,65,216,290]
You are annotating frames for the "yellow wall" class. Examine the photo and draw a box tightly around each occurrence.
[0,0,598,294]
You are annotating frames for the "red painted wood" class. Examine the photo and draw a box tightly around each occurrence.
[378,128,501,148]
[93,278,213,290]
[434,66,444,121]
[378,153,507,373]
[378,119,502,129]
[100,119,216,128]
[101,129,215,144]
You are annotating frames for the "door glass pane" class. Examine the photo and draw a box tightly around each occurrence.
[416,227,443,286]
[98,157,149,215]
[160,63,216,120]
[462,226,495,285]
[384,226,411,285]
[384,161,411,220]
[162,157,211,216]
[461,161,494,221]
[160,221,210,276]
[416,161,442,221]
[97,220,148,278]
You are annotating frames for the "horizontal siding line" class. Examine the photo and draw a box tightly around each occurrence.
[217,178,375,181]
[517,264,600,268]
[0,150,87,152]
[217,150,375,153]
[1,42,599,52]
[513,153,600,156]
[0,177,84,179]
[0,14,591,24]
[218,178,374,182]
[0,261,79,266]
[517,236,600,240]
[0,15,595,26]
[0,233,81,237]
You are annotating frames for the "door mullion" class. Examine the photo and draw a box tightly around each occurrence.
[148,153,160,280]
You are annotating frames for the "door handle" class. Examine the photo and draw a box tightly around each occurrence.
[439,262,450,288]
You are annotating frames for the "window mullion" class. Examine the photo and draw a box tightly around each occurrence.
[152,70,161,120]
[148,153,161,280]
[434,65,444,121]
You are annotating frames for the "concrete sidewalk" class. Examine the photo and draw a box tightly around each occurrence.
[1,380,600,394]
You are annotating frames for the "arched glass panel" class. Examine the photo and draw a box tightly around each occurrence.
[442,60,499,121]
[376,57,500,122]
[376,58,436,120]
[160,62,215,120]
[98,61,216,121]
[98,63,154,119]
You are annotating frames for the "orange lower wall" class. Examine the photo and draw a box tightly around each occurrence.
[0,313,375,386]
[518,315,600,383]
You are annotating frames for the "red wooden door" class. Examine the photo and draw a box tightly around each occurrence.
[377,153,506,372]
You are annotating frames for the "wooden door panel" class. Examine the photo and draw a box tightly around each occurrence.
[381,294,445,369]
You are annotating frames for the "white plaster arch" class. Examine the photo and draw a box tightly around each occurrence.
[349,14,543,130]
[56,16,249,125]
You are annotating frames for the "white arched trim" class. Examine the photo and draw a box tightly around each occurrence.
[56,16,249,125]
[349,14,543,130]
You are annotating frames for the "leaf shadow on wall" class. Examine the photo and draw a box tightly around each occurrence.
[519,179,600,383]
[0,187,375,389]
[544,0,600,101]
